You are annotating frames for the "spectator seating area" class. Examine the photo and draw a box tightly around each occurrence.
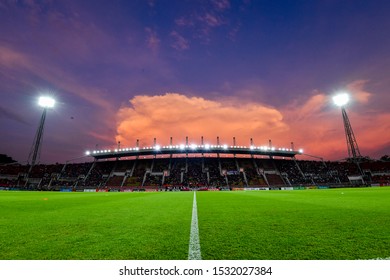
[1,156,389,190]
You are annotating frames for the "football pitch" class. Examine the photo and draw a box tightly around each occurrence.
[0,188,389,260]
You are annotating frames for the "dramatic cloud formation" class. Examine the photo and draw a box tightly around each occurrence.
[115,84,390,160]
[116,93,288,148]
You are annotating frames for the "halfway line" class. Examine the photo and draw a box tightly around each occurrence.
[188,191,202,260]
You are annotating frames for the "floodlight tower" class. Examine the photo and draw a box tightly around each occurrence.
[28,96,55,172]
[332,93,362,161]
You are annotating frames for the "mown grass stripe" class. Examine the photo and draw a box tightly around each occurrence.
[188,192,201,260]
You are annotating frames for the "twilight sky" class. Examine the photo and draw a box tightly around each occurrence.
[1,0,389,164]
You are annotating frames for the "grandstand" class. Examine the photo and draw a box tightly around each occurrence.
[1,143,389,191]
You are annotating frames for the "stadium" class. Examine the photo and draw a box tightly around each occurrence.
[1,94,390,261]
[2,4,390,280]
[1,127,390,260]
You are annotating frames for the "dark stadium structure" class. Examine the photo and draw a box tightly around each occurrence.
[1,142,389,191]
[88,144,302,160]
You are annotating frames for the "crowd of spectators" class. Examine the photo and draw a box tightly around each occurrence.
[1,156,389,190]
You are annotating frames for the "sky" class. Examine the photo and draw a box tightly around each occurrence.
[0,0,389,164]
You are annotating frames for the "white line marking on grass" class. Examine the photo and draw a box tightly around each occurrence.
[367,257,390,260]
[188,191,202,260]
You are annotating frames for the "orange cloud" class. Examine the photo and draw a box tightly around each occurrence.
[116,93,289,147]
[346,80,371,104]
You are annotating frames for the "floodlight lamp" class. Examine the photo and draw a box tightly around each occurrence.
[298,149,304,154]
[332,93,349,107]
[223,144,228,150]
[204,144,210,149]
[155,145,161,151]
[38,96,55,108]
[180,144,185,150]
[190,144,197,150]
[85,151,90,156]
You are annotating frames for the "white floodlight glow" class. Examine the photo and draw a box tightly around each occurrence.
[204,144,210,149]
[85,151,90,156]
[223,144,228,150]
[333,93,349,107]
[299,149,304,154]
[190,144,197,150]
[180,144,185,150]
[155,145,161,150]
[38,96,55,108]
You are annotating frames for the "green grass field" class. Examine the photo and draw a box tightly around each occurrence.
[0,188,389,260]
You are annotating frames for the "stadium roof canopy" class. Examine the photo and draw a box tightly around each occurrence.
[86,144,303,160]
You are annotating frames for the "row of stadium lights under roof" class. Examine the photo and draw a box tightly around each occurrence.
[86,145,303,155]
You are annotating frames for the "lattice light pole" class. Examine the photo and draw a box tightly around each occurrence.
[332,93,362,161]
[28,96,55,173]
